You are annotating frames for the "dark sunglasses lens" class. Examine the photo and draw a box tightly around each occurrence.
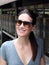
[17,20,22,25]
[24,22,31,26]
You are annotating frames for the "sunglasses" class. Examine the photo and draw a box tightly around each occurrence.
[16,20,32,27]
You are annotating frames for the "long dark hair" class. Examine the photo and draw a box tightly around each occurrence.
[18,9,38,61]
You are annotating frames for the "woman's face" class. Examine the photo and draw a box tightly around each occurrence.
[16,13,33,37]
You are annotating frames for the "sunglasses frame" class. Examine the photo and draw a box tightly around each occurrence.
[16,20,32,27]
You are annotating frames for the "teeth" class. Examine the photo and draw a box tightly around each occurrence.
[19,29,25,31]
[20,30,25,31]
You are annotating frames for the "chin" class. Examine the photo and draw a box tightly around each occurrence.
[18,34,26,37]
[17,33,28,37]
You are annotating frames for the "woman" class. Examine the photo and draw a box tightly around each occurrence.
[0,9,45,65]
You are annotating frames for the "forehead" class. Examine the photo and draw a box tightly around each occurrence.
[18,13,32,22]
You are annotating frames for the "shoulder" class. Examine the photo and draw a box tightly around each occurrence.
[36,38,44,53]
[0,40,14,61]
[1,40,14,49]
[36,38,44,48]
[37,38,44,53]
[36,38,44,57]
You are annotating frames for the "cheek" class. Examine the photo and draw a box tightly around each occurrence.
[26,27,32,34]
[15,26,19,32]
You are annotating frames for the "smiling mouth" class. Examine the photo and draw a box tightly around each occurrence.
[19,29,25,31]
[18,29,26,32]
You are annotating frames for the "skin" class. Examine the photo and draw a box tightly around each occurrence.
[0,57,7,65]
[0,13,45,65]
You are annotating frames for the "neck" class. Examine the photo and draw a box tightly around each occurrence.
[17,36,30,46]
